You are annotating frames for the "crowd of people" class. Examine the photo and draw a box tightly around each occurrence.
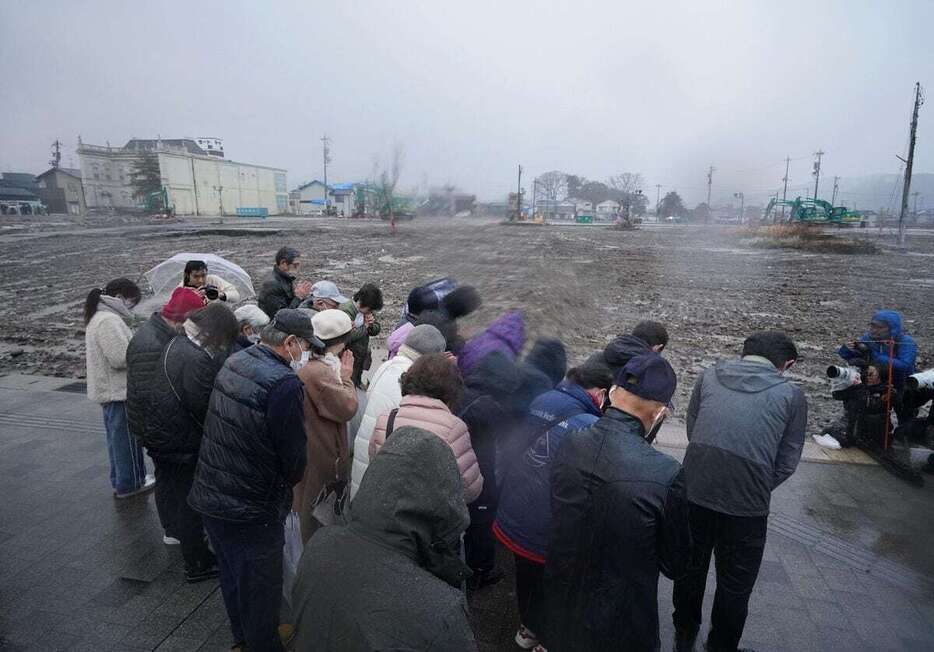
[80,245,932,652]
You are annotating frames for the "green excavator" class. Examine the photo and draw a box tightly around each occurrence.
[764,196,865,227]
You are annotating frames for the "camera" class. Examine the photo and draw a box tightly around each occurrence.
[204,285,220,301]
[827,365,861,390]
[906,368,934,391]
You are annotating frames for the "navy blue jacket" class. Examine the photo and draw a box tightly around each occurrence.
[838,310,917,387]
[493,382,601,563]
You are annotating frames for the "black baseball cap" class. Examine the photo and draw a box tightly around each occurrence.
[614,352,677,406]
[270,309,324,348]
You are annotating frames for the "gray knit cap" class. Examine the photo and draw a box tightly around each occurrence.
[403,324,446,355]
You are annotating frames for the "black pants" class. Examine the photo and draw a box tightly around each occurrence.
[672,503,768,652]
[514,554,545,636]
[153,459,212,571]
[203,516,285,651]
[464,519,496,573]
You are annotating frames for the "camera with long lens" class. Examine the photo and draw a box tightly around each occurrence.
[906,368,934,391]
[827,365,862,390]
[203,285,220,301]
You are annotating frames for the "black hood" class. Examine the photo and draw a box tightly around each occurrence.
[603,335,652,373]
[523,337,568,387]
[349,426,471,587]
[465,350,522,396]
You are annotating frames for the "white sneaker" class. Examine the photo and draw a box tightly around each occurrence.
[163,534,181,545]
[812,433,842,450]
[515,625,538,649]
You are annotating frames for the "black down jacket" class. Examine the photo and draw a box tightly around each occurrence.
[126,313,177,443]
[189,345,300,524]
[146,335,223,463]
[543,408,691,652]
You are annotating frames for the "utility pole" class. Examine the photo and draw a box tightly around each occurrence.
[898,82,924,249]
[911,191,921,221]
[515,164,523,221]
[812,150,824,200]
[734,192,745,224]
[705,166,714,224]
[321,134,332,214]
[831,176,840,206]
[781,156,790,220]
[655,184,662,216]
[50,140,62,169]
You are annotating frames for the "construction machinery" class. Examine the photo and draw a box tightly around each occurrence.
[764,196,865,227]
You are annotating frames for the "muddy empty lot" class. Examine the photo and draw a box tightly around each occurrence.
[1,214,931,431]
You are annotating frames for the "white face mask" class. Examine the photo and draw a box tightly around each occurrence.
[247,334,261,344]
[289,343,310,371]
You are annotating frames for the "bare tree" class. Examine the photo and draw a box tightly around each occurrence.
[606,172,644,196]
[371,144,406,229]
[535,170,569,202]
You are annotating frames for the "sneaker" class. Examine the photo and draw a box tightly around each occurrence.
[163,534,181,545]
[115,475,156,499]
[185,564,219,583]
[812,433,842,450]
[531,645,548,652]
[515,624,538,649]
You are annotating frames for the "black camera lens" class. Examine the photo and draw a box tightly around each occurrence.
[204,286,219,300]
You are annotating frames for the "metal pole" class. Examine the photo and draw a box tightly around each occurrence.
[831,176,840,206]
[812,150,824,200]
[516,164,523,221]
[655,184,662,217]
[706,166,714,224]
[899,82,923,248]
[321,134,330,214]
[781,156,790,220]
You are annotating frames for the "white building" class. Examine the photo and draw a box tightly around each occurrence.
[293,180,328,214]
[78,139,287,215]
[596,200,621,214]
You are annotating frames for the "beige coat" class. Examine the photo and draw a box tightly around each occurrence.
[370,395,483,503]
[84,306,133,404]
[294,357,358,541]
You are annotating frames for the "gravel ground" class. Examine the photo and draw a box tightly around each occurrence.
[1,214,931,432]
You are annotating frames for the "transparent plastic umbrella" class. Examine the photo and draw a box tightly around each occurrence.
[143,253,255,301]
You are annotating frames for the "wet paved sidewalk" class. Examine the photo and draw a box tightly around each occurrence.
[0,375,932,651]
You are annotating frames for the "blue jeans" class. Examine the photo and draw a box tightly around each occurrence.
[101,401,146,494]
[203,516,285,651]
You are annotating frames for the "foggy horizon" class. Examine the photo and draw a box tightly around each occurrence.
[1,1,931,205]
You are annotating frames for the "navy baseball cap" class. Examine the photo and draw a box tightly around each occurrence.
[614,352,677,406]
[270,309,324,349]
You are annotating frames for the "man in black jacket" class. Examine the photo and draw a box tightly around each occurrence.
[257,247,312,318]
[587,319,669,374]
[673,331,807,652]
[148,304,238,582]
[543,353,690,652]
[189,309,321,651]
[126,287,206,543]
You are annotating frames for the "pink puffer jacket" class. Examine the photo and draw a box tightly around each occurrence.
[370,395,483,503]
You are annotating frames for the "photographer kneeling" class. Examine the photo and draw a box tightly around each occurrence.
[181,259,240,303]
[814,362,890,451]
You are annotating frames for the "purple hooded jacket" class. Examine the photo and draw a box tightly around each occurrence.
[458,311,526,377]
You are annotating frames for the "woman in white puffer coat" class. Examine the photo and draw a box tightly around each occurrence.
[349,324,447,500]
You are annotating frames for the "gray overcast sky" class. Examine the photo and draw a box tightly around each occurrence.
[1,0,931,203]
